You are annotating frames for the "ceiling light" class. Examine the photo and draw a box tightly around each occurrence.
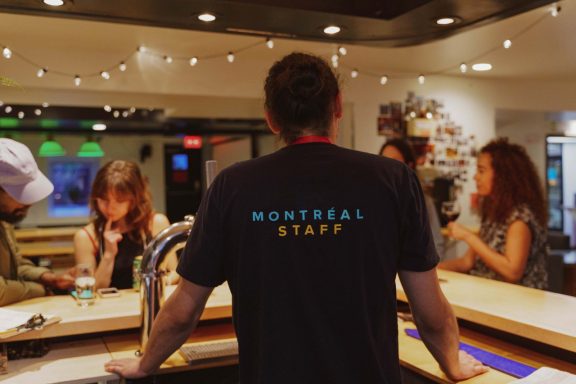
[34,109,42,116]
[323,25,341,35]
[119,62,127,71]
[164,56,173,64]
[137,46,147,53]
[503,39,512,49]
[472,63,492,71]
[198,13,216,22]
[459,63,467,73]
[380,75,388,85]
[351,69,359,78]
[338,46,347,56]
[37,68,47,78]
[104,105,112,112]
[43,0,64,6]
[77,140,104,157]
[17,111,24,119]
[113,110,120,118]
[4,106,12,113]
[74,75,81,86]
[38,137,66,157]
[436,17,457,25]
[418,74,425,84]
[227,52,235,63]
[42,102,49,108]
[122,111,129,118]
[92,123,107,131]
[100,71,110,80]
[549,3,561,17]
[266,38,274,49]
[189,56,198,66]
[129,107,136,113]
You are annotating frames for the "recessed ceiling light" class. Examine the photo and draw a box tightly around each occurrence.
[472,63,492,72]
[43,0,64,6]
[436,17,458,25]
[92,123,107,131]
[323,25,341,35]
[198,13,216,22]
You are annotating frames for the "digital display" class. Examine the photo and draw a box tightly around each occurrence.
[48,158,99,218]
[172,153,189,171]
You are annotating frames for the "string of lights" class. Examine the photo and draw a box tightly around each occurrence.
[0,1,563,116]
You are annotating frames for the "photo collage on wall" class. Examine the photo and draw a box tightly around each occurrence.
[378,91,477,189]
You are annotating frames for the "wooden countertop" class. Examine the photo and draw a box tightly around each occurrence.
[397,270,576,353]
[14,226,81,241]
[17,240,74,257]
[4,283,233,342]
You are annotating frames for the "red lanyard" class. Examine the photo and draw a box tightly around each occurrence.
[291,136,332,145]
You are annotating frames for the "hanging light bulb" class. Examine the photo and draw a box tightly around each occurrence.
[380,75,388,85]
[338,46,347,56]
[331,54,339,68]
[503,39,512,49]
[122,110,129,118]
[2,47,12,59]
[459,63,467,73]
[164,55,173,64]
[74,75,81,86]
[189,56,198,66]
[42,102,49,108]
[17,111,25,119]
[119,62,127,71]
[4,106,12,113]
[113,110,120,118]
[100,71,111,80]
[418,74,425,84]
[550,3,561,17]
[129,107,136,114]
[104,105,112,112]
[266,38,274,49]
[350,69,359,78]
[227,52,235,63]
[34,108,42,116]
[37,68,47,78]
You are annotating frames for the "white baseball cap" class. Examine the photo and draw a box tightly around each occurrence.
[0,138,54,205]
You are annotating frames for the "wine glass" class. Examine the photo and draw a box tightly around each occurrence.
[441,201,461,224]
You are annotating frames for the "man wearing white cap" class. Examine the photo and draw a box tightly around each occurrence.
[0,138,75,306]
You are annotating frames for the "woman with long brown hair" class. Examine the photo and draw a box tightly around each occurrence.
[74,160,178,289]
[440,138,548,289]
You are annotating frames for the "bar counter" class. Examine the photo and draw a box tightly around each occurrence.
[2,271,575,383]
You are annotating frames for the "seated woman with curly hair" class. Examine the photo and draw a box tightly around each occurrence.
[439,138,549,289]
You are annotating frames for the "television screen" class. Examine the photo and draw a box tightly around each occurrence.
[48,158,99,218]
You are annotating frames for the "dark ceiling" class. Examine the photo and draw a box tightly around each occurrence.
[0,0,556,47]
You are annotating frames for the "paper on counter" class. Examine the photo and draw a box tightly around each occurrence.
[510,367,576,384]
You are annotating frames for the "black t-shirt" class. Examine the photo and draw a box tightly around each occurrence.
[178,142,438,384]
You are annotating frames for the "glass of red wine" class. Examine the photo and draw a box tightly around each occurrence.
[441,201,461,223]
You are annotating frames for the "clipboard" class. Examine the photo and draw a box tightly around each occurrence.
[0,308,61,340]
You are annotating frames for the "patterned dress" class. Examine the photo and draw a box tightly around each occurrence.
[470,205,549,289]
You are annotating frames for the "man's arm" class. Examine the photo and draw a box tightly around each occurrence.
[399,268,487,381]
[0,276,46,306]
[104,278,214,378]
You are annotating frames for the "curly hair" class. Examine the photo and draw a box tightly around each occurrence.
[264,52,340,144]
[479,138,547,227]
[90,160,153,243]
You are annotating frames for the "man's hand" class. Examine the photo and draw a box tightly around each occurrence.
[40,271,75,290]
[446,350,489,381]
[104,358,150,379]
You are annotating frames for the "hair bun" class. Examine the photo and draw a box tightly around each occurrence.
[288,70,324,100]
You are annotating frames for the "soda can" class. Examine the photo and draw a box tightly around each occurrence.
[133,255,143,291]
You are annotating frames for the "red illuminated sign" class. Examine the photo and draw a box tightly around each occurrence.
[183,135,202,149]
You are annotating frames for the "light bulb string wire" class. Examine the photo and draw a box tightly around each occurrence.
[0,3,561,84]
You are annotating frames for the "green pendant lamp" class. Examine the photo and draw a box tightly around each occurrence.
[38,136,66,157]
[77,137,104,157]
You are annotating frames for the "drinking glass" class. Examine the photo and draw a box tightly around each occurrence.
[441,201,461,223]
[75,263,95,307]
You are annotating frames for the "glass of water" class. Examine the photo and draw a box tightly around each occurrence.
[75,263,95,307]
